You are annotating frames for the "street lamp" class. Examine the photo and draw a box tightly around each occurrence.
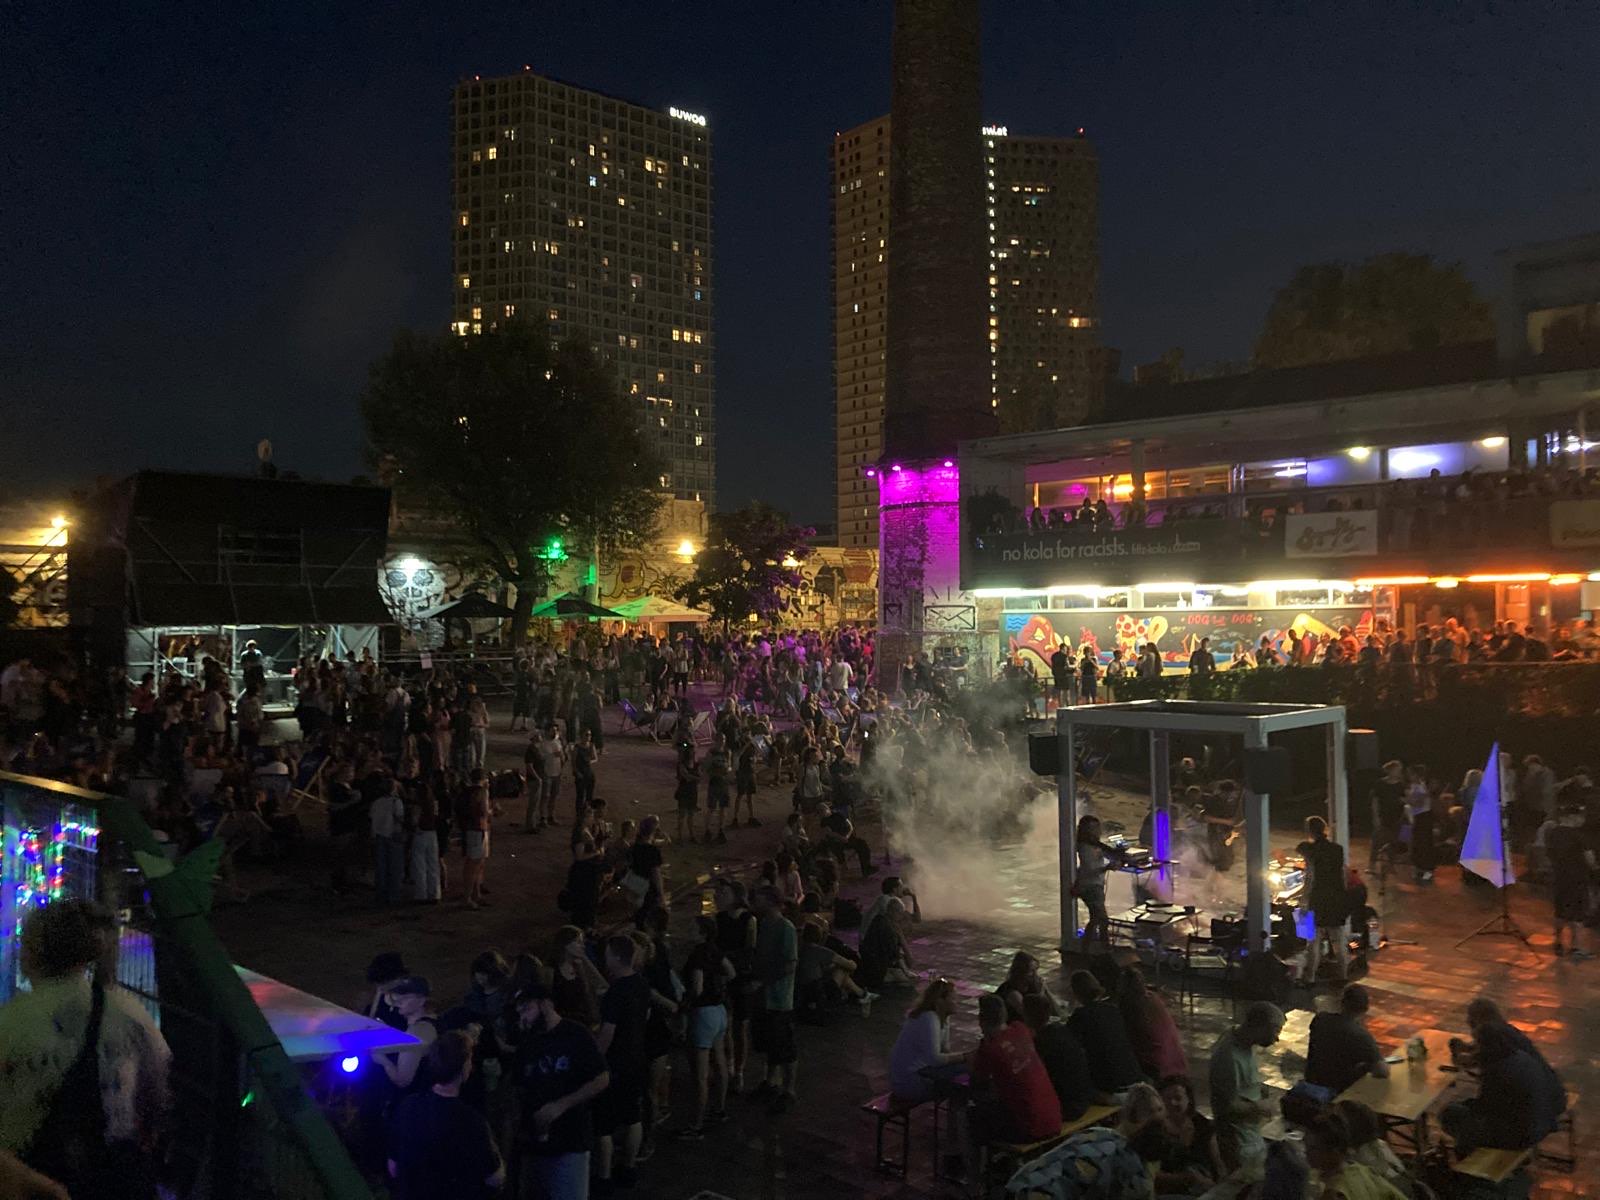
[676,538,697,558]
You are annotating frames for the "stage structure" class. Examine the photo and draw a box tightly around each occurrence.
[1053,700,1350,955]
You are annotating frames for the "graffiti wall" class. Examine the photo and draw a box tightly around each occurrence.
[1003,605,1379,675]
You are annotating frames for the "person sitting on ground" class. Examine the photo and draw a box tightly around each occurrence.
[1021,993,1093,1122]
[1331,1100,1406,1188]
[965,994,1062,1181]
[1065,970,1145,1099]
[386,1031,504,1200]
[796,921,874,1015]
[1209,1001,1285,1171]
[997,951,1062,1023]
[1440,1017,1566,1156]
[1305,984,1389,1096]
[1303,1109,1408,1200]
[889,977,965,1103]
[1116,966,1187,1082]
[857,894,915,990]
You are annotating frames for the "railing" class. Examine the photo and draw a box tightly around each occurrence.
[0,772,371,1200]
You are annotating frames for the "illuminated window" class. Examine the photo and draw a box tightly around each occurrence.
[504,304,515,317]
[645,157,654,170]
[459,276,471,289]
[486,145,497,160]
[471,306,482,320]
[503,240,513,252]
[672,329,681,341]
[630,273,642,288]
[588,175,598,187]
[656,370,666,382]
[471,150,481,163]
[694,435,704,446]
[629,381,639,393]
[548,308,559,320]
[458,212,469,227]
[617,196,626,206]
[693,363,703,374]
[452,321,469,336]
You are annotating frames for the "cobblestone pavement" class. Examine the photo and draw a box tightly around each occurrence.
[216,691,1595,1198]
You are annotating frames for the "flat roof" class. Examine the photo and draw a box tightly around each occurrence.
[1056,699,1346,736]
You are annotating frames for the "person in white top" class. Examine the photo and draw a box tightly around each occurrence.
[826,657,853,693]
[368,776,406,905]
[0,902,171,1173]
[888,977,963,1102]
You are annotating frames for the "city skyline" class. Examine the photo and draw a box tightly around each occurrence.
[4,4,1596,524]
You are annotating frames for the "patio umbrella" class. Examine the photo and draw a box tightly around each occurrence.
[529,592,623,620]
[611,595,711,623]
[418,592,516,621]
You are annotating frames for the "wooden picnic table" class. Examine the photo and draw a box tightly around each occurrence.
[1337,1027,1463,1155]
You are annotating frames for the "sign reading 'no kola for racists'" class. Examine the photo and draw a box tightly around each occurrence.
[999,532,1205,563]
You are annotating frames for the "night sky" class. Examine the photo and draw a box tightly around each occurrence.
[4,2,1595,522]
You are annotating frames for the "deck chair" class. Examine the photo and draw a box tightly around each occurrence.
[618,698,663,740]
[688,709,712,745]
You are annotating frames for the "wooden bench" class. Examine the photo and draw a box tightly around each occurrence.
[861,1092,930,1176]
[989,1103,1121,1169]
[1453,1146,1533,1184]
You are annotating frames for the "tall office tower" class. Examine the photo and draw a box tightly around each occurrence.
[832,119,1099,546]
[831,116,891,550]
[987,130,1101,433]
[451,71,715,506]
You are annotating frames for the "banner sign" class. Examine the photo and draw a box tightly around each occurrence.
[1549,499,1600,548]
[1284,511,1378,558]
[967,520,1270,589]
[1002,604,1377,674]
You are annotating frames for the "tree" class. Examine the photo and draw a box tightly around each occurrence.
[1253,252,1493,370]
[362,322,663,644]
[674,503,813,630]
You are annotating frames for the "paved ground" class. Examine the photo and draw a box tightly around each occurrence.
[213,689,1598,1199]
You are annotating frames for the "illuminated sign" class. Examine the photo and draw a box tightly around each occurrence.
[669,106,707,126]
[981,124,1008,137]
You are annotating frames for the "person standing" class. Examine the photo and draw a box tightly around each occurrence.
[751,885,799,1114]
[673,738,701,844]
[702,734,731,845]
[407,778,442,903]
[1547,805,1596,958]
[572,728,598,824]
[1049,640,1073,707]
[1298,816,1349,983]
[368,774,406,906]
[1078,645,1100,705]
[1368,760,1407,872]
[466,687,490,771]
[538,722,567,830]
[1209,1002,1285,1170]
[677,916,734,1139]
[512,981,609,1200]
[387,1031,504,1200]
[1188,637,1216,679]
[235,685,263,756]
[733,736,760,829]
[594,936,650,1192]
[461,776,495,910]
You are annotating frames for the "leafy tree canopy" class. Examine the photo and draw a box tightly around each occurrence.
[362,322,663,640]
[674,503,813,629]
[1253,252,1493,370]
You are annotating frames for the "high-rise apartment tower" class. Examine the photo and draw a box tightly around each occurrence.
[832,119,1099,546]
[452,70,715,505]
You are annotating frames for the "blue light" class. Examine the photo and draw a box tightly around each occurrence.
[340,1055,360,1075]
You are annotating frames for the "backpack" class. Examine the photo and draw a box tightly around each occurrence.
[24,981,155,1200]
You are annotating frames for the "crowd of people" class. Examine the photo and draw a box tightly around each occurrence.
[979,460,1600,544]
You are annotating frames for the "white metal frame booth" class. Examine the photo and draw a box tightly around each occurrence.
[1055,700,1350,954]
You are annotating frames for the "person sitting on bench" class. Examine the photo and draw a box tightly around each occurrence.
[1441,1019,1566,1157]
[964,993,1061,1181]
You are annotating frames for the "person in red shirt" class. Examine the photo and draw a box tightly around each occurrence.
[965,993,1062,1179]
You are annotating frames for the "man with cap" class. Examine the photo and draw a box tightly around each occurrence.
[513,979,610,1200]
[374,976,438,1094]
[387,1030,504,1200]
[1208,1001,1286,1170]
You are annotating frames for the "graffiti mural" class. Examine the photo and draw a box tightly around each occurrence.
[1004,605,1378,675]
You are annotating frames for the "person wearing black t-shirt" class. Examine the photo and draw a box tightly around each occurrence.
[714,878,759,1092]
[595,935,650,1190]
[627,817,666,929]
[1298,816,1349,982]
[1368,761,1407,871]
[512,981,609,1200]
[1547,806,1596,958]
[387,1031,504,1200]
[1022,993,1094,1119]
[1064,971,1144,1097]
[1305,984,1388,1095]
